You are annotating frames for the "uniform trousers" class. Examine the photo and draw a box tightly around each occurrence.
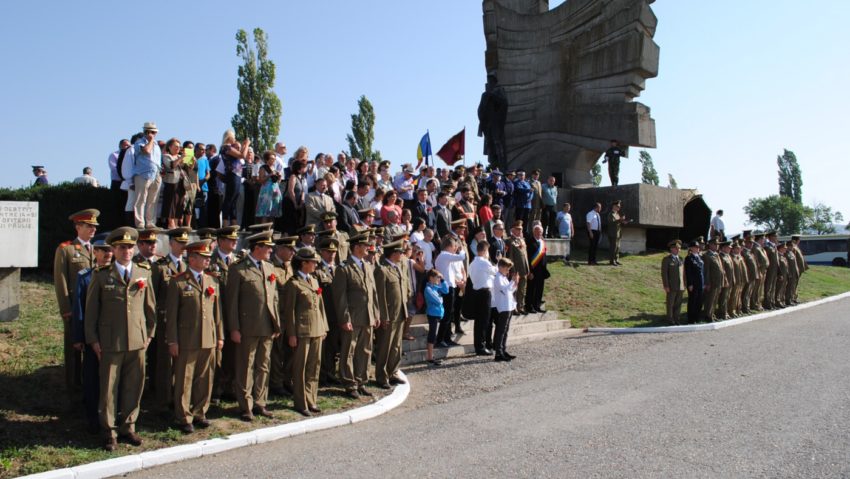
[320,322,341,383]
[213,337,236,400]
[608,234,620,264]
[63,316,82,391]
[717,287,730,318]
[374,318,405,385]
[727,284,740,317]
[82,345,100,430]
[774,276,786,307]
[269,336,294,391]
[665,291,683,324]
[173,348,215,425]
[154,315,174,410]
[235,335,273,413]
[515,276,528,312]
[686,287,703,323]
[99,349,145,439]
[293,336,322,412]
[492,311,512,355]
[340,326,372,390]
[702,285,720,321]
[786,275,798,304]
[741,282,754,312]
[752,272,767,310]
[763,269,777,308]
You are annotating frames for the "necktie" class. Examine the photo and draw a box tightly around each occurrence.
[198,274,203,288]
[86,244,92,255]
[176,259,183,272]
[225,256,230,265]
[124,269,130,283]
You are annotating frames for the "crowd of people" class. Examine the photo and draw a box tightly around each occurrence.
[53,122,561,451]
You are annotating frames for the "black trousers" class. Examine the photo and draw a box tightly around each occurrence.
[436,287,456,344]
[452,287,463,332]
[470,288,492,351]
[687,287,704,323]
[492,311,512,355]
[516,207,530,227]
[82,344,100,429]
[110,180,127,222]
[588,230,601,263]
[526,275,545,311]
[542,205,557,237]
[207,191,223,228]
[608,159,620,186]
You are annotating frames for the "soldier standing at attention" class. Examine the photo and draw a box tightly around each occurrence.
[85,227,156,451]
[165,240,223,433]
[607,200,628,266]
[751,232,769,311]
[269,235,297,397]
[702,238,725,322]
[332,233,381,399]
[209,225,239,404]
[133,227,162,265]
[528,169,543,231]
[225,231,280,422]
[790,234,808,304]
[717,240,735,320]
[316,238,341,385]
[660,240,685,324]
[741,234,760,315]
[601,139,624,186]
[730,241,748,317]
[506,221,530,314]
[54,208,99,391]
[374,240,412,389]
[283,247,329,416]
[151,227,191,411]
[683,240,704,323]
[319,211,350,263]
[774,241,790,308]
[763,231,780,309]
[784,239,801,306]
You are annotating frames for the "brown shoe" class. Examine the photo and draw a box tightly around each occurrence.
[240,412,254,422]
[357,386,374,397]
[119,432,143,446]
[389,375,407,385]
[252,406,274,418]
[308,406,322,413]
[193,418,212,429]
[178,423,194,434]
[103,437,118,451]
[345,389,361,399]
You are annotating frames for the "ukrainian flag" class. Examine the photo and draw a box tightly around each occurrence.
[416,131,432,168]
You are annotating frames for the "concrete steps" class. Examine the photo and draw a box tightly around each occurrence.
[400,311,583,365]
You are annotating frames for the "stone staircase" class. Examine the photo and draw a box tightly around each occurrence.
[400,310,583,365]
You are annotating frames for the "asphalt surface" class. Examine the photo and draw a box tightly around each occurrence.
[131,298,850,478]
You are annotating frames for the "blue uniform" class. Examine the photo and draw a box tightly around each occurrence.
[72,268,100,430]
[684,253,705,323]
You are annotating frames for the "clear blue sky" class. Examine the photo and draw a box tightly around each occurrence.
[1,0,848,235]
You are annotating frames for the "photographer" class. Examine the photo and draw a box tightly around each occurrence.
[255,151,283,223]
[162,138,186,229]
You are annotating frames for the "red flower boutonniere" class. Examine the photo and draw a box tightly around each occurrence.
[205,286,216,297]
[135,279,146,290]
[268,273,276,282]
[316,287,323,296]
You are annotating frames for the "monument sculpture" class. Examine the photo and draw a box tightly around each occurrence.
[481,0,659,186]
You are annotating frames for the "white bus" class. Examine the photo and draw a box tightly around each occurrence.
[781,234,849,267]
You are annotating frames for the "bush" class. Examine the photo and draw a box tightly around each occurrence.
[0,183,124,270]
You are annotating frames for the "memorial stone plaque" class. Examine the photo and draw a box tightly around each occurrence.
[0,201,39,267]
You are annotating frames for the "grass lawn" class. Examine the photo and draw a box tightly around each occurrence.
[544,250,850,329]
[0,273,380,479]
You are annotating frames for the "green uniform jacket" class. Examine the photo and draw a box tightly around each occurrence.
[752,243,769,274]
[720,252,735,287]
[315,262,339,325]
[165,271,223,350]
[375,259,411,323]
[785,250,799,279]
[607,211,623,239]
[54,239,95,316]
[153,256,186,315]
[332,257,379,327]
[660,254,685,291]
[224,257,280,337]
[506,235,530,276]
[742,248,760,282]
[704,251,726,289]
[281,273,328,338]
[792,245,808,273]
[85,263,157,352]
[733,254,748,284]
[765,243,779,275]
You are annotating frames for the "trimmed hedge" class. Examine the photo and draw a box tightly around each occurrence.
[0,183,125,270]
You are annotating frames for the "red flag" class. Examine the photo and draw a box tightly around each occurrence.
[436,128,465,166]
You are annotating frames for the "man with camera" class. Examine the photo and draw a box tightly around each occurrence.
[132,122,162,229]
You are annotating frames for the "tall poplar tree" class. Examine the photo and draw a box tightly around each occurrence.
[346,95,382,162]
[639,151,659,186]
[232,28,281,153]
[777,149,802,204]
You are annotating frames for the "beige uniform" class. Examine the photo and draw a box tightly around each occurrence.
[660,253,685,324]
[269,256,294,393]
[374,258,411,386]
[332,256,380,391]
[151,255,186,408]
[208,250,235,400]
[741,247,760,313]
[751,243,769,310]
[282,273,329,412]
[702,250,726,321]
[54,238,95,389]
[506,235,529,312]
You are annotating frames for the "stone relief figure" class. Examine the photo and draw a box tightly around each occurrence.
[482,0,659,186]
[477,73,509,170]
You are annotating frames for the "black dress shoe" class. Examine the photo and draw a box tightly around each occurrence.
[504,352,516,360]
[308,406,322,413]
[494,355,508,362]
[377,382,392,390]
[345,389,361,399]
[455,328,466,335]
[193,418,212,429]
[240,412,254,422]
[295,409,312,417]
[178,423,194,434]
[427,359,442,366]
[253,406,274,418]
[389,376,407,385]
[104,437,118,451]
[475,349,493,356]
[436,341,449,348]
[445,340,461,347]
[357,386,374,397]
[119,432,143,446]
[536,308,547,313]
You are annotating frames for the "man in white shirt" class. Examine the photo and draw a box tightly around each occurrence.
[73,167,99,187]
[273,142,287,174]
[710,209,725,240]
[434,236,467,347]
[586,202,602,265]
[468,241,496,355]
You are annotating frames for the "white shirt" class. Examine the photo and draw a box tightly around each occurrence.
[120,145,135,191]
[189,267,204,284]
[273,156,286,174]
[108,150,121,181]
[435,249,466,287]
[168,253,183,269]
[491,272,517,312]
[586,210,601,231]
[114,261,133,281]
[468,256,496,290]
[415,239,435,269]
[711,215,725,232]
[73,174,99,187]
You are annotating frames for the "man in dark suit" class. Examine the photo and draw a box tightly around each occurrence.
[684,240,704,323]
[434,192,452,239]
[488,220,507,264]
[525,224,549,313]
[338,191,361,233]
[411,188,436,231]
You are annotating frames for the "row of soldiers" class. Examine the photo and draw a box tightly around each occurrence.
[660,230,808,324]
[54,208,412,451]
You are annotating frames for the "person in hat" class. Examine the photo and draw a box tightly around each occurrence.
[209,225,240,404]
[762,231,780,309]
[660,240,685,324]
[133,227,162,266]
[740,235,760,315]
[304,176,336,228]
[194,227,217,242]
[315,237,341,384]
[85,227,156,451]
[702,238,726,322]
[318,211,350,263]
[506,220,530,314]
[730,241,749,317]
[165,240,224,433]
[54,208,100,391]
[296,224,317,249]
[601,139,624,186]
[394,166,417,209]
[281,247,328,416]
[774,241,789,308]
[783,240,801,307]
[607,200,629,266]
[268,235,297,397]
[715,240,735,320]
[150,227,191,410]
[225,230,280,421]
[71,233,112,433]
[373,240,412,389]
[751,233,769,311]
[683,240,704,323]
[131,122,163,229]
[790,235,809,304]
[332,233,380,399]
[32,165,49,185]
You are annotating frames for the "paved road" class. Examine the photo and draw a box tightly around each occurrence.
[132,298,850,478]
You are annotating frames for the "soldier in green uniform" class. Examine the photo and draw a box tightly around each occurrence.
[741,234,760,315]
[296,224,317,249]
[374,240,412,389]
[506,220,530,314]
[790,234,809,304]
[315,237,342,385]
[774,241,789,308]
[751,232,769,311]
[282,247,329,417]
[133,227,162,266]
[269,235,297,396]
[763,231,780,309]
[194,227,217,242]
[209,225,239,404]
[730,241,749,317]
[319,211,350,263]
[151,227,191,410]
[225,230,280,421]
[85,227,156,451]
[660,240,685,324]
[716,241,734,320]
[606,200,629,266]
[332,233,381,399]
[165,240,223,433]
[54,208,99,391]
[702,238,726,322]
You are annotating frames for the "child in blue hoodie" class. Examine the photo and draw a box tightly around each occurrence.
[424,269,450,366]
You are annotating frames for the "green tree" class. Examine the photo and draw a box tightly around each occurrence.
[591,163,602,186]
[639,151,659,186]
[744,195,811,235]
[231,28,282,153]
[807,202,844,235]
[777,149,802,204]
[667,173,678,189]
[346,95,382,162]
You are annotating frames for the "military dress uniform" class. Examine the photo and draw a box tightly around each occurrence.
[702,245,726,322]
[315,241,342,384]
[209,225,239,402]
[165,241,223,430]
[717,247,735,319]
[660,241,685,324]
[683,242,704,323]
[54,209,99,390]
[784,245,800,306]
[225,232,281,419]
[374,241,412,388]
[791,239,808,303]
[741,244,760,314]
[282,249,329,415]
[84,227,156,449]
[751,236,769,311]
[763,235,779,309]
[730,249,748,317]
[774,245,789,308]
[606,206,625,265]
[506,224,530,313]
[269,237,296,395]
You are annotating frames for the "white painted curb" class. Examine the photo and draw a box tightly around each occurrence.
[19,372,410,479]
[587,292,850,334]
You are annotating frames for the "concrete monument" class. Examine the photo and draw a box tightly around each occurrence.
[482,0,659,186]
[0,201,39,321]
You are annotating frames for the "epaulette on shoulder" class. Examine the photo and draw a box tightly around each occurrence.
[155,256,171,265]
[58,240,72,250]
[94,264,111,272]
[136,261,151,270]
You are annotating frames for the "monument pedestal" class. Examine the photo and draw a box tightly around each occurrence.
[0,268,21,322]
[0,201,39,321]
